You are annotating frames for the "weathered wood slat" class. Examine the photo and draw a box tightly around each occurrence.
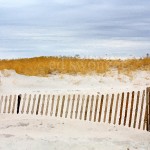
[21,94,27,114]
[84,95,90,120]
[119,92,124,125]
[148,88,150,131]
[60,95,65,117]
[41,95,45,115]
[138,90,145,129]
[133,91,140,128]
[146,87,150,131]
[12,95,16,114]
[17,94,22,114]
[143,109,147,130]
[36,94,41,115]
[26,94,31,114]
[31,95,36,114]
[109,94,114,124]
[0,96,3,113]
[124,92,129,126]
[50,95,55,116]
[8,95,12,113]
[75,95,80,119]
[80,95,85,120]
[114,93,119,124]
[3,96,8,113]
[94,95,99,122]
[65,95,70,118]
[55,95,60,117]
[98,95,104,122]
[70,95,75,119]
[129,91,135,127]
[104,94,109,123]
[45,95,50,116]
[89,95,94,121]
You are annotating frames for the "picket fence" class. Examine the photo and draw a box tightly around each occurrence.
[0,87,150,132]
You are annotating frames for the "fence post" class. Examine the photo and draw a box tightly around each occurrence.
[0,96,4,114]
[146,87,150,131]
[109,94,114,124]
[84,95,90,120]
[129,91,134,127]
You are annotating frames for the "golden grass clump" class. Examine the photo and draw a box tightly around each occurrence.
[0,56,149,76]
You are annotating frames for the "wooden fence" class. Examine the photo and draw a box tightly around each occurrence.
[0,87,150,132]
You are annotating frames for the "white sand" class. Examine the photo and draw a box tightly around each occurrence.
[0,114,150,150]
[0,69,149,95]
[0,69,150,150]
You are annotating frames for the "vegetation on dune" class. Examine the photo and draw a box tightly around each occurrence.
[0,56,150,76]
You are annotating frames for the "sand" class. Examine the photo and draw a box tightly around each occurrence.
[0,69,150,150]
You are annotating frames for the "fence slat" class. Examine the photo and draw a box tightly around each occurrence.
[124,92,129,126]
[26,94,31,114]
[70,95,75,119]
[8,95,12,113]
[36,94,41,115]
[0,96,3,113]
[12,95,16,114]
[89,95,94,121]
[21,94,26,114]
[17,95,21,114]
[31,95,36,114]
[41,95,45,115]
[60,95,65,117]
[55,95,60,117]
[75,95,80,119]
[148,88,150,131]
[109,94,114,123]
[45,95,50,116]
[98,95,104,122]
[94,95,99,122]
[133,91,140,128]
[145,87,150,131]
[138,90,145,129]
[3,96,8,113]
[143,109,147,130]
[129,91,135,127]
[80,95,85,120]
[104,94,109,123]
[65,95,70,118]
[114,93,119,124]
[84,95,90,120]
[50,95,55,116]
[119,92,124,125]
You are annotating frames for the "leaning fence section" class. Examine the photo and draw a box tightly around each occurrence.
[0,87,150,132]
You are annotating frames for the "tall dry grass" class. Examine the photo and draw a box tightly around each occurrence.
[0,56,149,76]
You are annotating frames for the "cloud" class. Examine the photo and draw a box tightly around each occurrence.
[0,0,150,58]
[0,0,37,8]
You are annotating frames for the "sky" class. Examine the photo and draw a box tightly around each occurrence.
[0,0,150,59]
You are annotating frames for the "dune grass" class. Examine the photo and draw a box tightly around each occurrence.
[0,56,150,76]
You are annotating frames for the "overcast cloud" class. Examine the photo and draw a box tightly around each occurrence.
[0,0,150,58]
